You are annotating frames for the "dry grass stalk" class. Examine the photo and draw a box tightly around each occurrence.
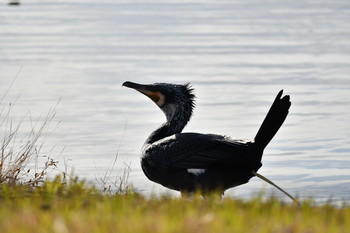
[98,162,131,194]
[97,121,132,194]
[1,71,60,186]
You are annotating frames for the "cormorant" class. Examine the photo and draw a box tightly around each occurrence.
[123,81,294,200]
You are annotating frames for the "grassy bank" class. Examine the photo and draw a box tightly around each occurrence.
[0,177,349,233]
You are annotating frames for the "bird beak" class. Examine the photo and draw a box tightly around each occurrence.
[122,81,165,106]
[122,81,148,92]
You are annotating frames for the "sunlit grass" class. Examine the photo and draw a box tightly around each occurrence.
[0,176,349,233]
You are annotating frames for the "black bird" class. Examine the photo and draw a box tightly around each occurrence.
[123,81,292,198]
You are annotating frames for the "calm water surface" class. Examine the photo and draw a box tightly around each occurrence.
[1,0,350,202]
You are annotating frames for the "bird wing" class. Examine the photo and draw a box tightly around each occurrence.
[143,133,258,170]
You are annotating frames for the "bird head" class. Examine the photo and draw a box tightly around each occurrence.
[122,81,196,123]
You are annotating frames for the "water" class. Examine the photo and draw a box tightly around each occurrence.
[1,0,350,202]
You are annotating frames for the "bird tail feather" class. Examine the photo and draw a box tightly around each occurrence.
[254,90,291,150]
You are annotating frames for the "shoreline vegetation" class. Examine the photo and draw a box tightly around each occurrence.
[1,177,350,233]
[1,86,350,232]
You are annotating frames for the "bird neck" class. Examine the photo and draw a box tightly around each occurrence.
[145,112,190,144]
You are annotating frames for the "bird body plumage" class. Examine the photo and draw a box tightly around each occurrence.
[141,132,261,193]
[122,81,291,195]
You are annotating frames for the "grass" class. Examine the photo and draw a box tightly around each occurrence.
[1,69,61,187]
[0,95,59,186]
[0,177,350,233]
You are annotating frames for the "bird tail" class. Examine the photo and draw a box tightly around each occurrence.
[254,90,291,150]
